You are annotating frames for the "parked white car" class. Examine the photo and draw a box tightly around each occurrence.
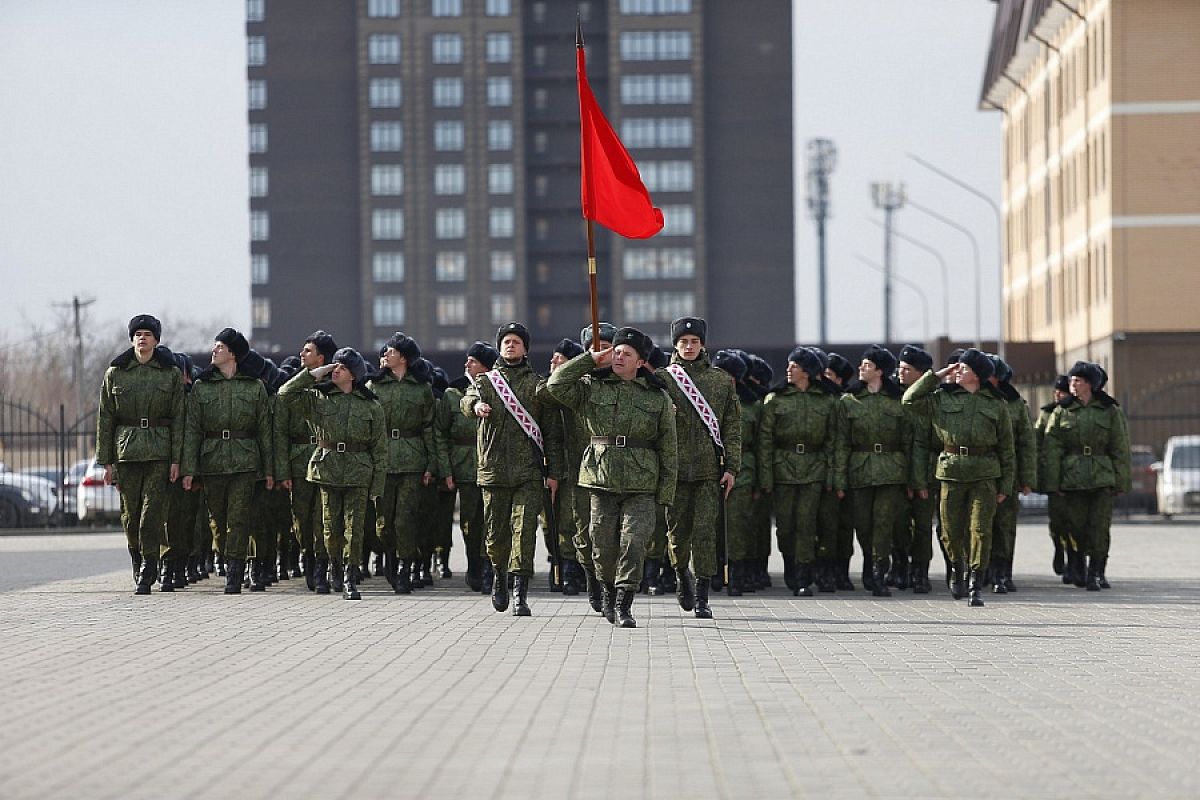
[78,459,122,524]
[1154,435,1200,518]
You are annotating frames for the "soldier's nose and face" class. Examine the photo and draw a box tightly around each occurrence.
[786,361,808,388]
[383,347,405,373]
[1069,375,1090,398]
[500,334,526,362]
[611,344,644,380]
[898,362,921,387]
[132,330,157,354]
[211,342,233,368]
[859,359,880,383]
[299,342,322,370]
[823,367,841,387]
[550,352,568,372]
[676,335,702,361]
[958,365,980,390]
[465,356,487,378]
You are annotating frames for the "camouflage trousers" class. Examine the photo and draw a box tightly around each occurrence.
[770,483,824,564]
[939,479,997,572]
[433,485,455,553]
[590,491,655,590]
[901,491,937,564]
[290,477,327,558]
[457,482,485,558]
[417,481,438,558]
[322,485,368,564]
[989,493,1020,562]
[165,477,200,559]
[482,481,543,577]
[202,472,257,560]
[725,484,756,561]
[1063,488,1113,560]
[752,492,773,560]
[117,460,169,558]
[666,479,720,578]
[571,480,595,569]
[817,490,855,562]
[1046,493,1069,549]
[851,484,908,565]
[541,480,577,565]
[248,482,277,564]
[378,473,424,559]
[645,504,668,561]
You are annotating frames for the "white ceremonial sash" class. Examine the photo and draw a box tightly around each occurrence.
[666,363,724,451]
[485,369,544,452]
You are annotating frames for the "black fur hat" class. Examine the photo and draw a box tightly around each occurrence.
[788,346,824,379]
[959,348,995,381]
[409,356,434,384]
[580,322,617,350]
[898,344,933,373]
[496,322,531,352]
[332,347,367,383]
[215,328,250,361]
[713,349,748,381]
[946,348,966,366]
[1053,374,1070,393]
[745,354,774,387]
[281,355,301,372]
[862,345,897,376]
[466,341,499,369]
[990,354,1014,384]
[555,338,585,359]
[431,365,449,398]
[386,332,422,363]
[305,330,338,365]
[613,327,655,361]
[128,314,162,342]
[1067,360,1106,391]
[827,353,854,385]
[647,347,671,370]
[670,316,707,345]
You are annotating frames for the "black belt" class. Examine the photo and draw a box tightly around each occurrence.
[117,417,173,429]
[318,439,369,453]
[205,430,254,440]
[944,445,995,456]
[789,443,822,454]
[389,429,421,439]
[453,436,477,446]
[854,443,900,454]
[1067,446,1097,456]
[591,435,653,449]
[291,435,318,446]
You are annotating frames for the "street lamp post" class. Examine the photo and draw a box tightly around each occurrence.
[807,139,837,346]
[855,254,930,345]
[906,198,983,350]
[868,217,950,339]
[870,182,906,345]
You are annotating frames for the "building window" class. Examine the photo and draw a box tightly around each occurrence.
[579,2,592,22]
[534,218,549,241]
[486,32,512,63]
[249,123,267,153]
[532,2,546,24]
[372,209,405,240]
[659,205,694,236]
[533,132,548,153]
[622,117,692,149]
[248,80,267,110]
[490,251,515,281]
[488,120,513,150]
[620,31,690,61]
[436,337,468,351]
[374,295,405,326]
[623,291,693,323]
[431,0,462,17]
[486,0,511,15]
[623,247,694,279]
[487,77,512,107]
[369,34,401,65]
[373,252,405,282]
[371,121,403,151]
[434,164,465,195]
[247,36,266,67]
[371,165,404,195]
[658,117,692,147]
[533,45,547,67]
[251,254,269,285]
[434,121,464,151]
[369,78,402,108]
[620,74,691,105]
[641,160,693,192]
[433,77,463,107]
[436,208,466,239]
[249,166,268,198]
[368,0,399,17]
[533,88,548,110]
[432,33,463,64]
[246,0,264,23]
[488,164,513,195]
[437,295,466,325]
[250,210,269,241]
[534,175,548,197]
[435,251,466,282]
[491,294,515,325]
[619,0,692,13]
[252,297,270,328]
[489,208,514,238]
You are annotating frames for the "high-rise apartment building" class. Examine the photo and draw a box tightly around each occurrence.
[245,0,793,358]
[980,0,1200,435]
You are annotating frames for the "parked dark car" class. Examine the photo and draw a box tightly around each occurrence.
[0,483,51,528]
[1118,445,1158,513]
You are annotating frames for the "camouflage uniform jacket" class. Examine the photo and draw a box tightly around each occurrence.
[277,369,387,497]
[367,370,436,475]
[182,365,272,478]
[655,350,742,482]
[757,383,837,491]
[1033,400,1061,493]
[273,384,317,481]
[833,382,913,491]
[460,358,565,487]
[433,384,478,483]
[1041,393,1131,494]
[96,346,184,465]
[736,392,761,492]
[546,353,677,506]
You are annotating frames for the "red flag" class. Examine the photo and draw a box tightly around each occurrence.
[577,42,664,239]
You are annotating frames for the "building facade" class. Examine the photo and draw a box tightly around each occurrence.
[245,0,793,358]
[981,0,1200,447]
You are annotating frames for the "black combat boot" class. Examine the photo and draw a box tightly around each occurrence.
[740,560,757,594]
[344,564,361,601]
[491,567,510,612]
[694,577,713,619]
[383,551,397,590]
[439,548,453,579]
[423,553,435,585]
[1003,557,1017,592]
[871,560,891,597]
[782,555,798,592]
[217,552,227,577]
[759,558,772,588]
[410,557,426,589]
[660,563,677,594]
[816,559,837,593]
[314,557,331,594]
[561,561,579,596]
[511,574,531,616]
[569,560,588,594]
[359,552,371,580]
[464,555,482,592]
[1085,557,1102,592]
[224,557,244,595]
[616,587,636,628]
[601,582,616,624]
[894,554,911,590]
[642,559,661,595]
[135,555,157,595]
[205,549,215,576]
[186,555,203,584]
[481,561,495,594]
[1066,547,1086,587]
[156,557,173,593]
[711,560,725,592]
[394,559,412,594]
[249,558,268,592]
[584,568,603,613]
[794,562,814,597]
[330,559,344,593]
[835,557,855,591]
[727,561,743,597]
[289,547,302,580]
[911,561,931,594]
[884,557,898,588]
[990,557,1007,594]
[950,560,966,600]
[1052,540,1065,575]
[967,569,985,606]
[1095,555,1110,589]
[675,568,696,612]
[861,547,876,592]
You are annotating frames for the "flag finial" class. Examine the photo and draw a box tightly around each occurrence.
[576,15,584,49]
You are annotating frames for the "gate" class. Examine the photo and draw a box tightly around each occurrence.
[0,394,98,528]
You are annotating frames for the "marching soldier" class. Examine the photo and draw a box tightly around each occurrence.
[1041,361,1131,591]
[758,347,838,597]
[181,328,274,595]
[96,314,185,594]
[896,345,936,593]
[905,348,1015,607]
[278,348,387,600]
[428,364,457,581]
[461,322,564,616]
[237,349,287,591]
[574,322,616,609]
[1035,375,1072,580]
[820,352,857,590]
[546,327,676,627]
[368,333,435,594]
[712,350,758,596]
[167,351,207,585]
[546,337,587,596]
[643,346,674,596]
[833,346,914,597]
[986,355,1037,593]
[743,353,775,590]
[657,317,741,620]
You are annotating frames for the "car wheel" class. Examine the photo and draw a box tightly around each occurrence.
[0,499,19,529]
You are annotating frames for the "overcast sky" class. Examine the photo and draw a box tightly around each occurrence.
[0,0,1000,349]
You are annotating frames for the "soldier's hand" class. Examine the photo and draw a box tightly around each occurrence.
[935,364,957,380]
[422,471,433,486]
[311,364,335,380]
[444,476,456,491]
[591,347,614,368]
[906,487,914,499]
[103,465,113,485]
[996,493,1007,504]
[545,477,558,501]
[474,402,491,418]
[918,489,929,500]
[265,476,275,490]
[169,463,180,483]
[183,475,193,491]
[281,479,293,490]
[720,471,735,499]
[836,489,845,499]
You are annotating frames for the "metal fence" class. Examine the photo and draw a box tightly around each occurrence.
[0,394,97,527]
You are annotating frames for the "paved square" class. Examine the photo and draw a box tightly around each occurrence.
[1,521,1197,799]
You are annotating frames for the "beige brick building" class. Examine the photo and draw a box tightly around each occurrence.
[981,0,1200,448]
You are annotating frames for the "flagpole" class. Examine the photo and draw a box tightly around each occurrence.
[587,220,600,351]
